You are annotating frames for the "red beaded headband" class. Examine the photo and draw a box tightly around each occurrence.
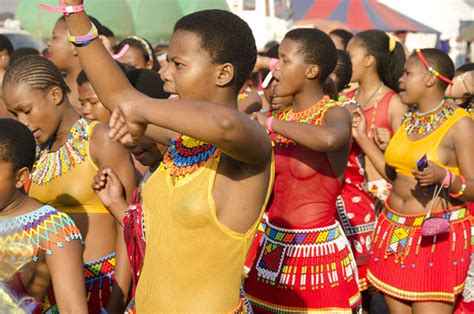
[415,48,453,85]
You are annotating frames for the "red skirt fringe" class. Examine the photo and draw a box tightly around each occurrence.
[368,203,471,303]
[244,220,361,313]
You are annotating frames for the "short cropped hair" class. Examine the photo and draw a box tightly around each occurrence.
[174,9,257,94]
[284,28,337,83]
[0,119,36,171]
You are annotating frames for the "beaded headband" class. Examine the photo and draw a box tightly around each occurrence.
[127,36,154,63]
[415,48,453,85]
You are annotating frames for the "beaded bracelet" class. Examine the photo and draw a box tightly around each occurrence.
[449,175,466,198]
[442,169,454,188]
[67,22,98,47]
[40,2,84,16]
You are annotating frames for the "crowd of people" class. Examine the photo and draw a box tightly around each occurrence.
[0,0,473,313]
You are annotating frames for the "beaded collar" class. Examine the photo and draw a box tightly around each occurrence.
[32,119,89,185]
[159,134,220,182]
[402,100,454,135]
[274,96,339,147]
[0,206,82,263]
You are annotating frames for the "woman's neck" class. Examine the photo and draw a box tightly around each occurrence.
[292,84,325,113]
[0,192,28,217]
[358,72,383,95]
[50,103,81,151]
[416,92,445,114]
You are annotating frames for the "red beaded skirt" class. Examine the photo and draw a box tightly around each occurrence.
[336,191,376,291]
[244,220,361,313]
[368,202,471,303]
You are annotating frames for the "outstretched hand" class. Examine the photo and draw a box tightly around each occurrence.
[413,161,446,187]
[251,111,270,129]
[374,127,391,151]
[108,103,147,146]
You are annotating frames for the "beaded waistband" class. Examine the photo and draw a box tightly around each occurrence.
[264,220,341,246]
[384,203,468,227]
[84,252,115,282]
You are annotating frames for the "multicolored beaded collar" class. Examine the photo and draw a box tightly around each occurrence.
[0,205,82,263]
[159,135,220,182]
[32,119,89,185]
[274,96,339,146]
[402,100,454,135]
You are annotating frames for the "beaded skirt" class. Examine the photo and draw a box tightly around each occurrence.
[245,220,361,313]
[367,202,471,303]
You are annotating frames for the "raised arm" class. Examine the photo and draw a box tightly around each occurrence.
[60,1,271,165]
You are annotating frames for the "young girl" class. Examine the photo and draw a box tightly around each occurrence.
[57,2,273,312]
[353,48,473,313]
[114,36,159,71]
[346,30,407,205]
[2,55,136,313]
[0,118,87,313]
[245,28,360,313]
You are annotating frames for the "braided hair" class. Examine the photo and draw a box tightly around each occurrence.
[3,55,71,97]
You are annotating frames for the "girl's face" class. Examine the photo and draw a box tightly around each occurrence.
[78,82,111,124]
[346,38,370,83]
[48,20,75,71]
[3,83,63,144]
[117,46,151,70]
[272,38,308,98]
[159,30,219,100]
[398,55,428,105]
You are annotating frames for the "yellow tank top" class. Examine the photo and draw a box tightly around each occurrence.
[136,153,274,312]
[385,108,469,177]
[29,119,109,214]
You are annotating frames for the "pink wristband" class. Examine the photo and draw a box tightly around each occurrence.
[266,116,274,133]
[269,58,278,72]
[40,2,84,16]
[442,169,453,188]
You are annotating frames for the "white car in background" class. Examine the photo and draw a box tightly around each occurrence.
[0,19,46,51]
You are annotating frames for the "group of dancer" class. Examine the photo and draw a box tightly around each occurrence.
[0,0,473,313]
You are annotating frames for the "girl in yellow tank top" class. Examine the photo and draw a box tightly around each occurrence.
[58,6,274,313]
[2,55,137,313]
[352,49,473,314]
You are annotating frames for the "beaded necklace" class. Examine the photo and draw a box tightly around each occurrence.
[355,82,384,138]
[159,134,220,182]
[274,96,339,147]
[402,100,454,135]
[32,119,89,185]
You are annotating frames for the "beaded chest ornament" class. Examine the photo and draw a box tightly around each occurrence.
[32,119,89,185]
[402,100,453,135]
[159,135,220,182]
[274,96,339,147]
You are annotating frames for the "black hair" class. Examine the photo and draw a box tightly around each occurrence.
[126,69,170,99]
[329,29,353,50]
[0,119,36,171]
[323,77,338,100]
[266,44,280,59]
[3,55,71,95]
[0,35,13,54]
[411,48,454,91]
[9,48,40,65]
[114,36,160,71]
[100,25,115,38]
[284,28,337,83]
[174,9,257,94]
[353,30,405,92]
[333,50,352,93]
[76,61,132,86]
[456,63,474,74]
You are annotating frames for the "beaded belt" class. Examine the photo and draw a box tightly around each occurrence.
[265,220,341,246]
[384,204,468,227]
